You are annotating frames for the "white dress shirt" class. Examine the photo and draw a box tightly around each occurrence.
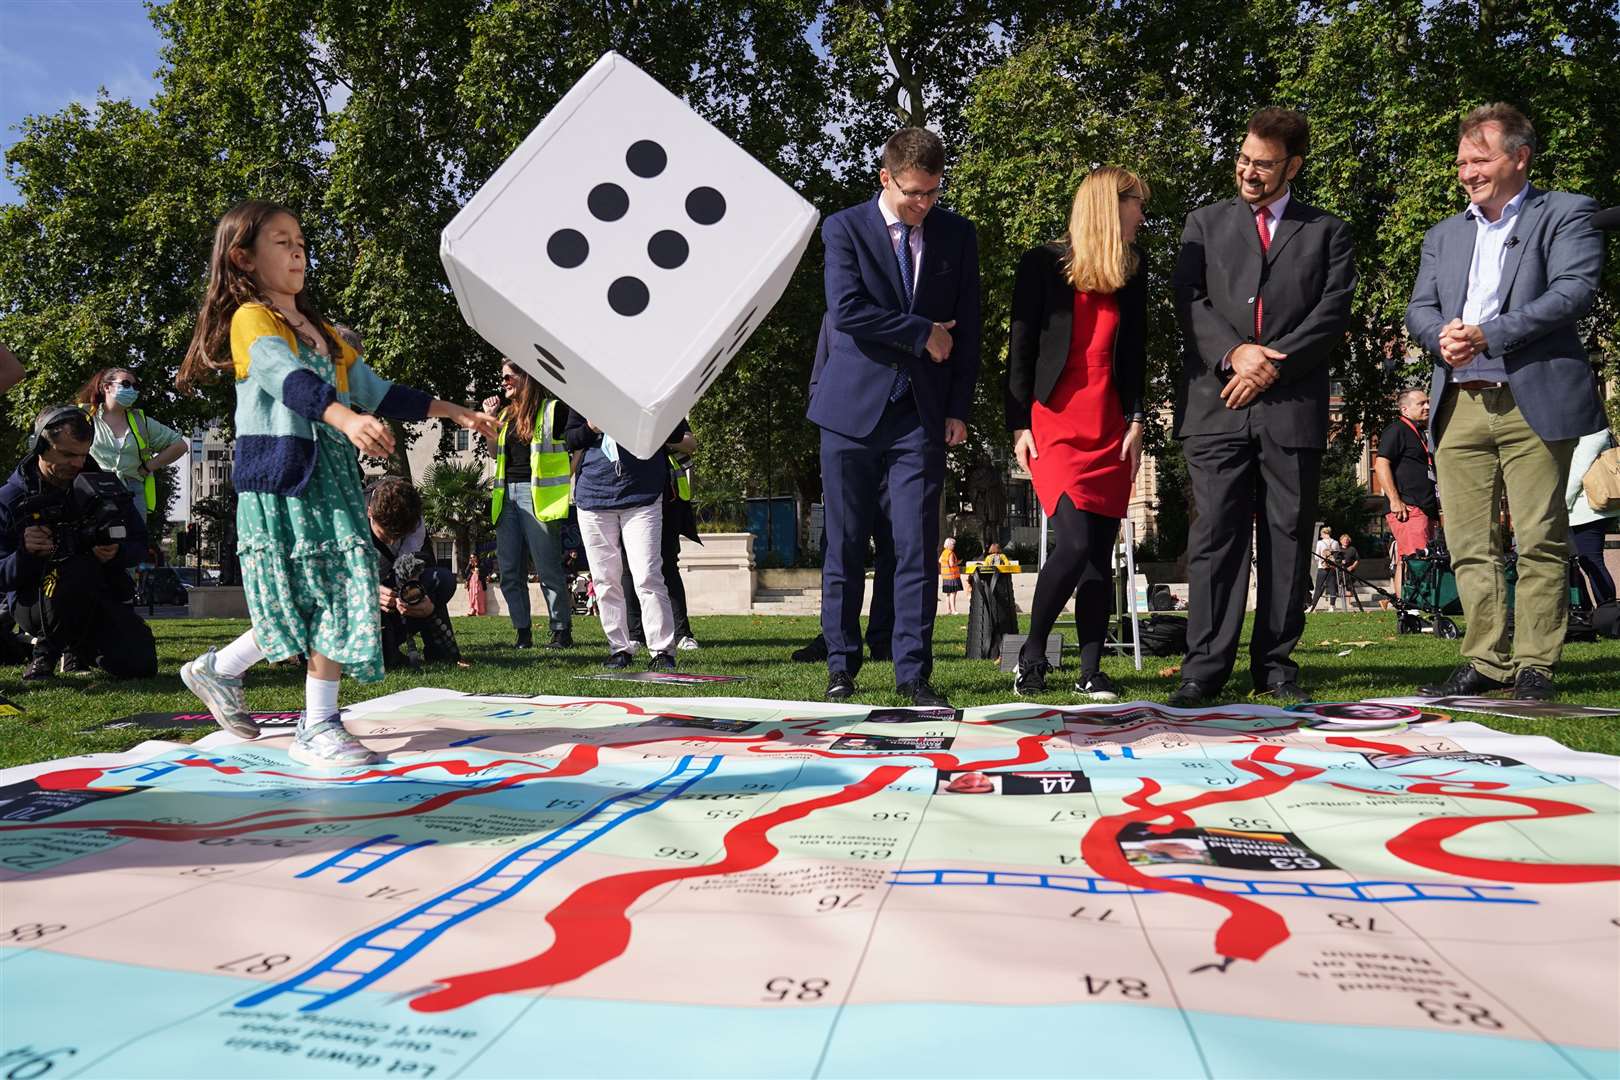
[1459,183,1529,383]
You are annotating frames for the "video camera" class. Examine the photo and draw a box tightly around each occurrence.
[16,472,131,561]
[392,551,427,609]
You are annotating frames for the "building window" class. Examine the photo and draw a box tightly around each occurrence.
[455,428,470,451]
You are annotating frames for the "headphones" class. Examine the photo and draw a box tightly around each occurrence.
[32,404,94,457]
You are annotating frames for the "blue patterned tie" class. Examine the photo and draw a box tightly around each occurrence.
[889,222,914,403]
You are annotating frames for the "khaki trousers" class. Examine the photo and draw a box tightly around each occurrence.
[1433,385,1576,680]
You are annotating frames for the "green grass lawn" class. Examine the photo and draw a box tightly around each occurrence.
[3,611,1617,769]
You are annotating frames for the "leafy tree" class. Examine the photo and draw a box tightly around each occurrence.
[419,461,489,574]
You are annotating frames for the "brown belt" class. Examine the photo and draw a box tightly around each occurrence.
[1453,379,1506,390]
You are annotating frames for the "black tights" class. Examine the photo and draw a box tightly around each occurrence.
[1019,497,1120,674]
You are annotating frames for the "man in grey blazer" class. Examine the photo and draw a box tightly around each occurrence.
[1169,107,1357,706]
[1406,102,1605,701]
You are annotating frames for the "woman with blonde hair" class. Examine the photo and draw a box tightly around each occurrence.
[1003,165,1150,701]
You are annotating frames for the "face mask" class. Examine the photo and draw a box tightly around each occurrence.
[113,386,139,407]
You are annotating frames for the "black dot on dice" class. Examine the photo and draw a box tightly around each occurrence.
[647,230,689,269]
[608,276,650,316]
[685,186,726,225]
[547,229,589,269]
[588,183,629,222]
[626,140,667,178]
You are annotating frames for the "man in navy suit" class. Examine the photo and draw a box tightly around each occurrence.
[808,127,981,706]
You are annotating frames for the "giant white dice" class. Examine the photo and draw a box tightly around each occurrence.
[441,51,820,459]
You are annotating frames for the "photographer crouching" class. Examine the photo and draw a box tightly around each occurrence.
[0,405,157,680]
[367,476,464,671]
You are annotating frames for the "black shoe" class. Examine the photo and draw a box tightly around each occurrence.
[826,671,856,701]
[1418,663,1510,697]
[22,645,57,681]
[1167,679,1212,708]
[514,628,534,650]
[898,681,949,708]
[792,635,829,663]
[545,629,574,649]
[1077,670,1120,701]
[1252,681,1310,704]
[602,650,634,669]
[647,651,676,672]
[1513,668,1555,701]
[60,651,94,675]
[1013,657,1050,696]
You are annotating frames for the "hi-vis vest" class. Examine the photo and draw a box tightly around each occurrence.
[669,451,693,501]
[85,405,157,512]
[491,398,570,524]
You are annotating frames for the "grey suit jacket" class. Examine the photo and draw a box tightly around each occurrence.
[1406,186,1606,443]
[1172,196,1357,449]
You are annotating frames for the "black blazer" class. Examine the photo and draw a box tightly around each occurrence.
[1004,242,1147,431]
[1171,196,1356,449]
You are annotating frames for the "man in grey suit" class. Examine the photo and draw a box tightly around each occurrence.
[1406,103,1605,701]
[1169,107,1357,706]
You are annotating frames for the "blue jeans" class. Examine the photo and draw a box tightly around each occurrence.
[495,483,572,632]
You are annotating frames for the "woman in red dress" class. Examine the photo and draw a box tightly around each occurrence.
[1003,166,1150,700]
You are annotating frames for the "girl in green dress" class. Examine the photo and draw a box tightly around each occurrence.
[175,200,497,767]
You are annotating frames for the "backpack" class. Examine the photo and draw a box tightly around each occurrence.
[1593,600,1620,640]
[1582,438,1620,512]
[1136,614,1189,657]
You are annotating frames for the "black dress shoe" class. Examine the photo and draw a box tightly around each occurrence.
[544,629,574,649]
[647,651,676,672]
[22,646,57,681]
[1252,681,1310,704]
[1513,668,1555,701]
[601,650,634,669]
[1417,663,1510,697]
[826,672,856,701]
[791,635,829,663]
[1167,679,1211,708]
[897,681,949,708]
[514,628,534,650]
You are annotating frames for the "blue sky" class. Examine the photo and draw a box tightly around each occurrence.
[0,0,165,204]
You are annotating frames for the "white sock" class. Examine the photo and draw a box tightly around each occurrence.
[302,675,340,731]
[213,631,265,679]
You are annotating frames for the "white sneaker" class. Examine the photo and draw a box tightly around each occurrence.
[180,649,258,739]
[1077,671,1120,702]
[289,716,381,768]
[677,636,700,651]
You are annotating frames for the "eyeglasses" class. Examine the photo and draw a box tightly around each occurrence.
[108,379,138,389]
[500,372,520,382]
[891,177,945,201]
[1236,153,1290,173]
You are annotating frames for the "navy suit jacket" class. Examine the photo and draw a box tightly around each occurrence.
[807,196,981,440]
[1405,186,1606,443]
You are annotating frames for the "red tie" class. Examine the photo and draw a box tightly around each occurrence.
[1254,206,1272,337]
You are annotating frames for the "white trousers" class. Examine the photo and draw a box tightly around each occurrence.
[579,502,674,655]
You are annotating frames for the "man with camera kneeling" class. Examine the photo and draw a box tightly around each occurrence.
[0,406,158,681]
[367,476,463,671]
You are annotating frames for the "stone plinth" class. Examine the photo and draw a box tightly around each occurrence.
[679,532,756,615]
[187,586,250,619]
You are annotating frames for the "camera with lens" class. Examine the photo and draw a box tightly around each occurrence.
[16,472,131,561]
[392,551,427,609]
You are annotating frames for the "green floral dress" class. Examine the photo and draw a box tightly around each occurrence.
[236,340,383,682]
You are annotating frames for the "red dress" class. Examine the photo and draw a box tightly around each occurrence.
[1029,290,1130,519]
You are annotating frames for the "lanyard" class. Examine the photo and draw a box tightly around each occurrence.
[1399,416,1435,480]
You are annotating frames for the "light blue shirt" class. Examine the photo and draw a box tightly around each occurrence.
[1459,183,1529,382]
[877,196,924,310]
